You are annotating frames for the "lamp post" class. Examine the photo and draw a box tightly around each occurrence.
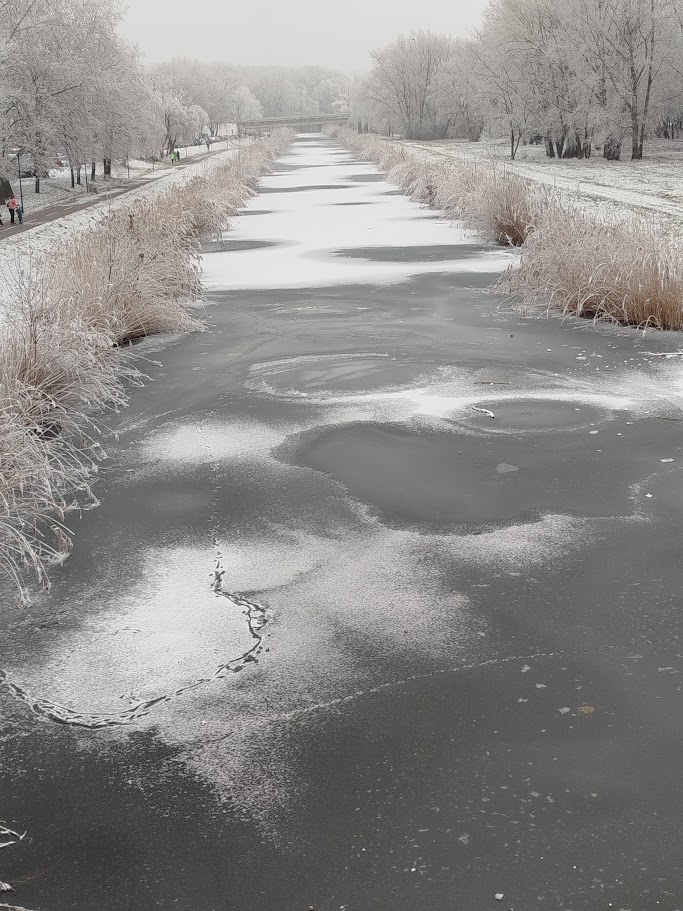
[16,151,24,211]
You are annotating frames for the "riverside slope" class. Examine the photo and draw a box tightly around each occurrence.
[0,134,681,911]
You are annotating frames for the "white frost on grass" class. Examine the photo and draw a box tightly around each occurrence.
[201,137,512,290]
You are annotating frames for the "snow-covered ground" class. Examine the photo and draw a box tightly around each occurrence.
[385,136,683,226]
[3,139,239,223]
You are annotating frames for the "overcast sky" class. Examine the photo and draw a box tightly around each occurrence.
[120,0,489,72]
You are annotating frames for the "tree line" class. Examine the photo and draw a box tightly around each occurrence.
[352,0,683,160]
[0,0,351,189]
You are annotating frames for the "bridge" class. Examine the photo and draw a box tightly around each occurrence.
[237,113,350,134]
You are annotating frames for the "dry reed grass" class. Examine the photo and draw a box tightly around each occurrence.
[0,129,293,599]
[505,210,683,329]
[463,169,548,247]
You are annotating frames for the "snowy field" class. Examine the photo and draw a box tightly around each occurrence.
[386,136,683,226]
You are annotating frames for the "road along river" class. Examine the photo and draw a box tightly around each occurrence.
[0,134,681,910]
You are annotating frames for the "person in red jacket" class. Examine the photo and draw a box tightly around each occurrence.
[7,196,19,225]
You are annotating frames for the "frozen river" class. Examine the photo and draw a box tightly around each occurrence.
[0,134,681,910]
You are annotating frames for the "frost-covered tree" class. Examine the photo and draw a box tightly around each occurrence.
[437,42,486,141]
[226,85,263,122]
[364,31,458,139]
[473,0,598,158]
[152,90,208,151]
[246,69,298,118]
[149,59,249,136]
[570,0,679,159]
[44,0,155,183]
[471,0,682,159]
[0,0,163,189]
[314,75,352,114]
[467,7,541,158]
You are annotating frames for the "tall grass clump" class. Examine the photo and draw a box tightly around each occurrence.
[0,130,293,599]
[505,209,683,330]
[459,168,549,247]
[55,198,204,345]
[0,271,132,594]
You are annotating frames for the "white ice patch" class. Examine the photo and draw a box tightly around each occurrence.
[136,419,286,469]
[336,387,636,424]
[201,139,512,290]
[243,358,642,437]
[3,547,257,719]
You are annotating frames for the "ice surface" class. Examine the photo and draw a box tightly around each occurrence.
[201,142,512,290]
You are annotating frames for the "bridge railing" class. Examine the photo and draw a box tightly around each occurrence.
[237,114,350,130]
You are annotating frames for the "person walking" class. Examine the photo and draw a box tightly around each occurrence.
[7,195,19,225]
[170,151,176,166]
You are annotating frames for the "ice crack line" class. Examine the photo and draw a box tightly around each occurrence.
[0,420,269,730]
[272,641,653,724]
[0,823,26,898]
[188,640,653,754]
[0,591,267,730]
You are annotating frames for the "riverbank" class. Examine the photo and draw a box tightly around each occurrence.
[385,135,683,226]
[0,130,292,599]
[330,128,683,331]
[2,139,240,225]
